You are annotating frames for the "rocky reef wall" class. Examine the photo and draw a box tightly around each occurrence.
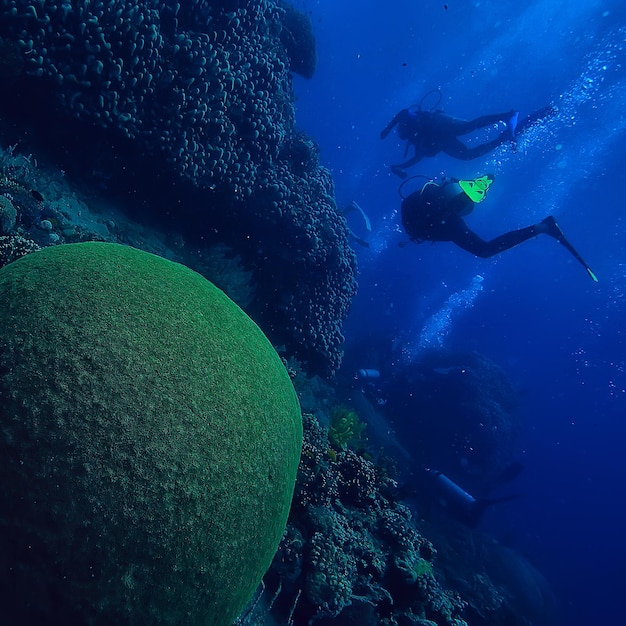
[0,0,356,375]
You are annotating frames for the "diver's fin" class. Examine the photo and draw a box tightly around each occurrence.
[345,201,372,232]
[542,216,599,282]
[348,231,371,248]
[458,173,495,203]
[466,494,520,528]
[515,106,558,136]
[479,462,524,499]
[507,111,520,138]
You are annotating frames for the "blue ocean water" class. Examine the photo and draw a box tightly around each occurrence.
[292,1,626,624]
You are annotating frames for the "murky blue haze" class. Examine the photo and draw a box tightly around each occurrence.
[292,1,626,624]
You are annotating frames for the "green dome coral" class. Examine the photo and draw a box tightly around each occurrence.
[0,242,302,626]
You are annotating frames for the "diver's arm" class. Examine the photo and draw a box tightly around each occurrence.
[390,143,424,177]
[380,110,405,139]
[395,149,424,169]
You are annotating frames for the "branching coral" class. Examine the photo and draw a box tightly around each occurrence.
[0,234,39,268]
[268,411,469,625]
[328,405,367,450]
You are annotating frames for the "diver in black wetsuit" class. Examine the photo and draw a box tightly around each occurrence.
[400,176,561,258]
[381,105,556,178]
[381,107,518,178]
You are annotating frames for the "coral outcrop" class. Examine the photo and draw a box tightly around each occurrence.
[236,391,555,626]
[0,193,17,232]
[0,0,356,376]
[265,412,468,625]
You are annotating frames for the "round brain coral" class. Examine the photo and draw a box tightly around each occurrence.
[0,242,303,626]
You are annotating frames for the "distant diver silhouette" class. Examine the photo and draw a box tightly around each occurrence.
[419,468,519,527]
[381,90,557,177]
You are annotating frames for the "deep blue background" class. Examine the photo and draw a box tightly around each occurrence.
[291,1,626,623]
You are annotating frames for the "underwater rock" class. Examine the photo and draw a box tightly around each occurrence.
[0,242,302,626]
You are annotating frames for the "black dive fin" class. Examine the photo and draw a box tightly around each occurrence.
[551,219,598,282]
[467,494,520,528]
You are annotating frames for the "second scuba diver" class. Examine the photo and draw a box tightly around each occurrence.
[400,174,598,281]
[381,92,556,178]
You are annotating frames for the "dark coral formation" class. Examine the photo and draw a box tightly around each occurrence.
[0,0,355,375]
[383,350,520,485]
[0,1,292,190]
[279,1,318,79]
[245,158,356,375]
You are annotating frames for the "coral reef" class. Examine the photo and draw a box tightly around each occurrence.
[0,1,291,190]
[0,194,16,232]
[264,412,468,625]
[244,158,357,375]
[0,233,39,268]
[0,242,302,625]
[234,404,557,625]
[0,0,357,376]
[279,1,318,79]
[231,365,556,626]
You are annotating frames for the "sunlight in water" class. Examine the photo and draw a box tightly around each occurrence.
[484,25,626,220]
[401,274,485,362]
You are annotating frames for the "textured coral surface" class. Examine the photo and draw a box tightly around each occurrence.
[0,242,302,625]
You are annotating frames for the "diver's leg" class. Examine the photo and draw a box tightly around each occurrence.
[447,112,514,135]
[451,221,542,258]
[515,106,558,135]
[442,134,509,161]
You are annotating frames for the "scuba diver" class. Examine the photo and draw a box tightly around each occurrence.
[414,467,520,528]
[400,174,598,281]
[381,91,556,178]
